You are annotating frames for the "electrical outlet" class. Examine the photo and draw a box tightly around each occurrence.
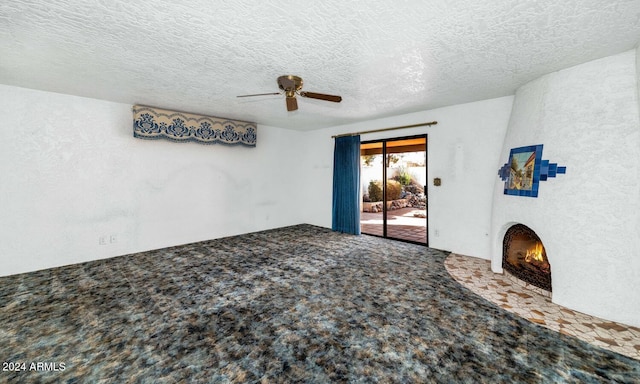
[99,236,107,245]
[109,234,118,244]
[434,229,440,237]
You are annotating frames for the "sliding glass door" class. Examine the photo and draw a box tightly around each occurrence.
[360,135,428,245]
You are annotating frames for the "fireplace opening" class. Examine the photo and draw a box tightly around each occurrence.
[502,224,551,292]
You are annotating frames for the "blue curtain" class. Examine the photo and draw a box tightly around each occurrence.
[332,135,361,235]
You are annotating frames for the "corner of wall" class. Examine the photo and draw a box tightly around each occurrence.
[0,85,306,276]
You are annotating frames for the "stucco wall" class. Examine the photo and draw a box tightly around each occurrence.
[490,50,640,327]
[301,96,514,259]
[637,43,640,118]
[0,84,304,276]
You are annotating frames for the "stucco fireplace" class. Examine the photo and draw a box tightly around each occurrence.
[489,49,640,327]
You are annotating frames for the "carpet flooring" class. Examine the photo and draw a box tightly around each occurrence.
[0,224,639,383]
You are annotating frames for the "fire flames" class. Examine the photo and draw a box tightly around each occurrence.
[524,242,544,263]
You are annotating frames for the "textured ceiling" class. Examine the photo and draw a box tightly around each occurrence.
[1,1,640,130]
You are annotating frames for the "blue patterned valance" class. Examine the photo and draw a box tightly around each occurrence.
[132,105,256,147]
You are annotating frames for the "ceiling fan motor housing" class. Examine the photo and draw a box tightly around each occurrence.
[278,75,303,94]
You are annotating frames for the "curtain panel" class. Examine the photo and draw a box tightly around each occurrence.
[132,105,257,147]
[332,135,361,235]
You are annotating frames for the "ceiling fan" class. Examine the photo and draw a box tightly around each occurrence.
[237,75,342,112]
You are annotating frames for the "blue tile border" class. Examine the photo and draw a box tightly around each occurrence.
[498,144,566,198]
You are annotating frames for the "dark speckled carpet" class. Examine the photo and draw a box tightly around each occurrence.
[1,224,639,383]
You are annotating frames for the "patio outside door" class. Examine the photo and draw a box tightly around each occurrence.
[360,135,428,245]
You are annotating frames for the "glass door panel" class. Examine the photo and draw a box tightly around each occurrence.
[360,141,384,238]
[385,138,427,243]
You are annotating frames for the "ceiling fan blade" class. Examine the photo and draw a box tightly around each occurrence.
[286,96,298,111]
[236,92,281,98]
[300,91,342,103]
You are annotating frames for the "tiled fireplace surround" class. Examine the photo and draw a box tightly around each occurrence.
[487,49,640,330]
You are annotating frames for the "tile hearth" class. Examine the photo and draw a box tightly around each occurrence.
[445,253,640,361]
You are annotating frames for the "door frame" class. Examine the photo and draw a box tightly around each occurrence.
[360,134,428,246]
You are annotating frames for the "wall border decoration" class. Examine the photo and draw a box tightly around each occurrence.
[132,105,257,147]
[498,144,566,197]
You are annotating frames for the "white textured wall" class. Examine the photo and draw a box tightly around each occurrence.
[637,44,640,118]
[0,84,303,276]
[490,50,640,327]
[301,96,513,258]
